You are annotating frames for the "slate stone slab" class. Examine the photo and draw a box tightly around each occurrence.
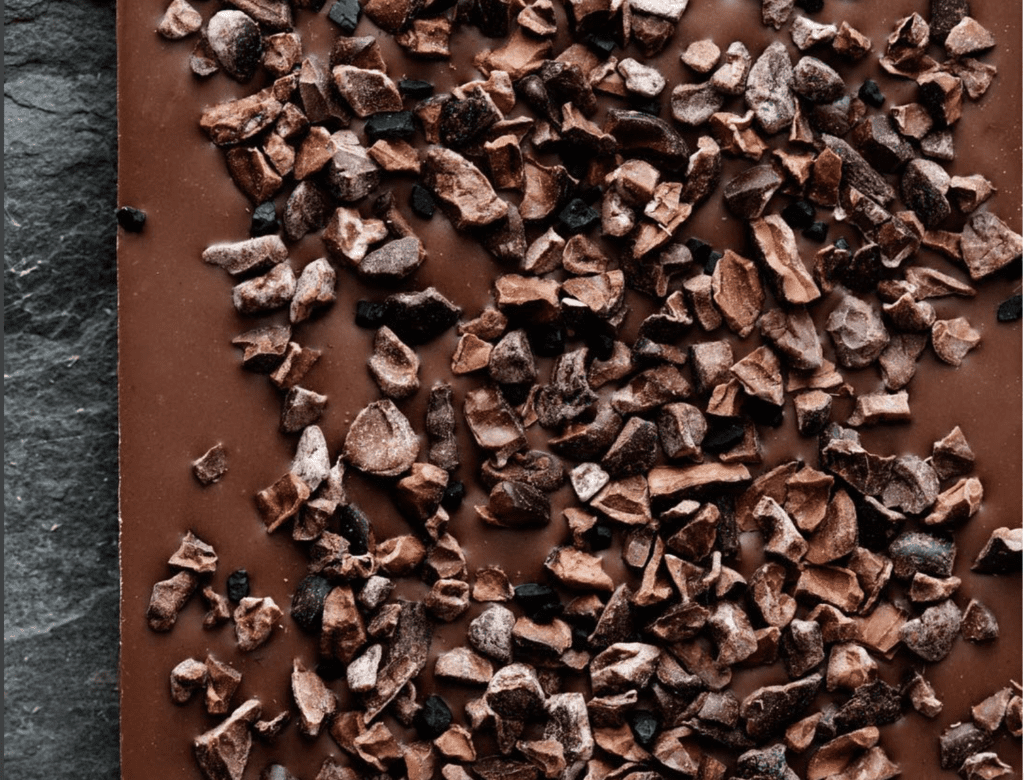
[4,0,120,777]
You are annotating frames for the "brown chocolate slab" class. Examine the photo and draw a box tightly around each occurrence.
[120,1,1021,779]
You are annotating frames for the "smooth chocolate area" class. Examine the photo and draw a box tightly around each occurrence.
[119,0,1021,778]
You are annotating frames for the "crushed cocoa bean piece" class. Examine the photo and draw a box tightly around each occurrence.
[253,711,290,743]
[232,325,291,373]
[745,41,796,134]
[170,658,208,705]
[206,11,263,82]
[232,262,296,316]
[270,342,321,391]
[847,391,912,427]
[944,55,997,99]
[972,527,1022,573]
[226,146,283,203]
[193,699,262,780]
[600,417,659,478]
[961,598,999,642]
[949,174,997,213]
[368,326,420,399]
[712,250,765,337]
[546,547,614,592]
[923,476,983,526]
[681,39,720,73]
[289,426,330,492]
[795,566,864,614]
[233,597,282,652]
[1001,692,1020,734]
[426,579,471,622]
[168,531,218,575]
[569,463,611,502]
[342,399,419,477]
[478,480,551,528]
[742,675,822,740]
[961,753,1013,780]
[147,570,199,632]
[671,82,726,128]
[611,364,692,415]
[809,728,885,780]
[709,110,770,160]
[909,572,962,603]
[255,472,310,533]
[204,235,288,278]
[827,295,890,369]
[291,659,336,737]
[723,165,782,220]
[281,386,327,433]
[794,56,845,103]
[201,586,232,629]
[902,670,943,718]
[604,109,690,171]
[932,316,981,366]
[939,722,994,771]
[203,655,242,717]
[827,643,878,693]
[972,687,1013,733]
[900,598,961,661]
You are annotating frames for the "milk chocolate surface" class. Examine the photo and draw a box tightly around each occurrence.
[119,1,1022,778]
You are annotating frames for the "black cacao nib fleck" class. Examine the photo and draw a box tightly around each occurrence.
[250,201,278,237]
[802,221,828,242]
[116,206,147,232]
[441,480,466,511]
[630,98,662,116]
[997,294,1022,322]
[399,78,434,99]
[365,111,416,142]
[557,198,601,235]
[745,397,785,427]
[472,0,513,38]
[702,418,746,453]
[227,569,251,602]
[290,575,332,632]
[585,33,617,58]
[355,300,387,328]
[410,183,436,219]
[315,659,347,681]
[686,237,713,267]
[337,504,372,555]
[514,583,563,623]
[328,0,361,34]
[859,79,886,107]
[584,523,614,551]
[526,323,566,358]
[781,200,815,229]
[414,694,453,739]
[500,382,532,406]
[585,332,616,362]
[628,710,660,747]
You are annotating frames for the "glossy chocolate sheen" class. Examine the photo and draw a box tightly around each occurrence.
[119,0,1022,778]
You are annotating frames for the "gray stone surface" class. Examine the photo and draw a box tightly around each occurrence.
[5,0,120,777]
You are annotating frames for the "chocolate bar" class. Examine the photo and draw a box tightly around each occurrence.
[119,0,1022,778]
